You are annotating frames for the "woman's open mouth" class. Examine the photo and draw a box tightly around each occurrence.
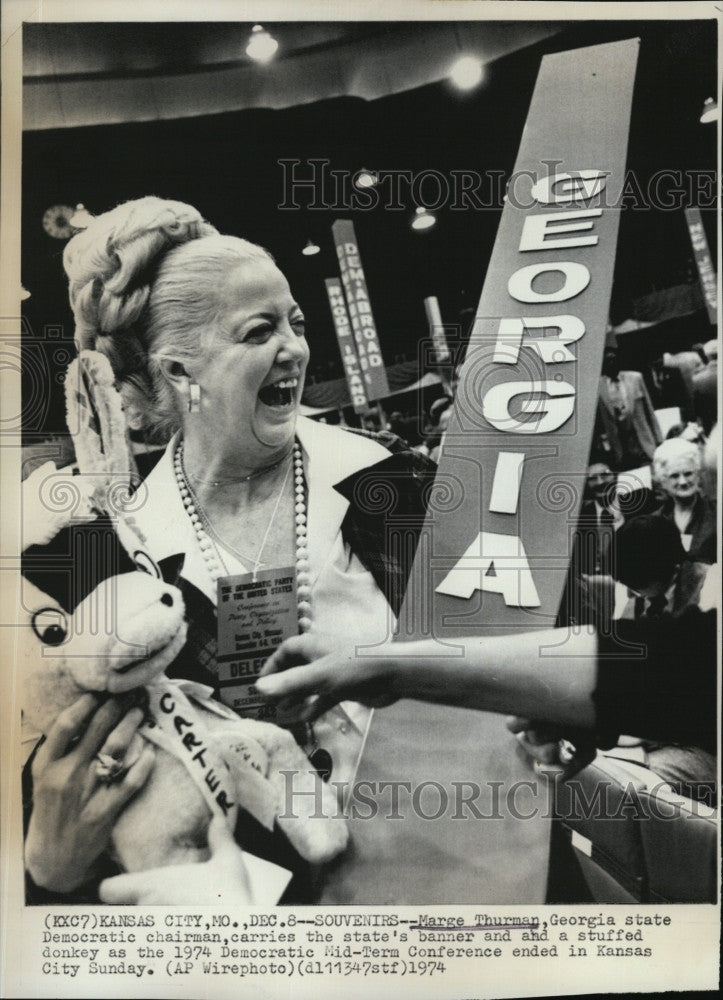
[258,376,299,408]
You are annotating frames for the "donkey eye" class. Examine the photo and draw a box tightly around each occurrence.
[134,550,162,579]
[32,608,68,646]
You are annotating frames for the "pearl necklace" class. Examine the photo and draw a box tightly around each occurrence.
[173,440,312,633]
[181,446,292,577]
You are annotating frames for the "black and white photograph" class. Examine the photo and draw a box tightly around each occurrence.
[0,1,719,997]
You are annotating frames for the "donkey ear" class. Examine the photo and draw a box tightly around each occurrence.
[158,553,186,586]
[133,549,163,579]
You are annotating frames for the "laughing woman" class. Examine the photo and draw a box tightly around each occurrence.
[25,196,434,897]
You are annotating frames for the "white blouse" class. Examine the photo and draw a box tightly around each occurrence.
[133,417,395,792]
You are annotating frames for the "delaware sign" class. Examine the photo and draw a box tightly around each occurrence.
[332,219,390,401]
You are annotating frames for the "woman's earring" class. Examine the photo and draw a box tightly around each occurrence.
[188,382,201,413]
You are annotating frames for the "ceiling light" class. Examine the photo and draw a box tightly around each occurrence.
[355,169,378,189]
[411,207,436,231]
[301,239,320,256]
[42,204,76,239]
[69,203,93,229]
[246,24,279,64]
[450,55,484,91]
[700,97,718,123]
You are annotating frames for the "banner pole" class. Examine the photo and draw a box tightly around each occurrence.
[325,38,641,906]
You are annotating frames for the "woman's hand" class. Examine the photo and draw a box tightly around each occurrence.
[256,634,399,723]
[99,815,253,905]
[25,693,155,893]
[506,716,597,781]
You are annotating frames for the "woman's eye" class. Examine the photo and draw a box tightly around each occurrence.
[244,326,273,343]
[291,317,306,336]
[31,608,68,646]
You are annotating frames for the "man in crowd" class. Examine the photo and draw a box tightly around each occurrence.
[596,342,662,470]
[573,459,657,578]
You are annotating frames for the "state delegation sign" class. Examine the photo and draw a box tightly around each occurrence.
[403,38,640,638]
[342,39,640,907]
[325,277,369,412]
[332,219,390,402]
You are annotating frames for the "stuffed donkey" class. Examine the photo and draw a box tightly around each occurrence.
[20,459,347,879]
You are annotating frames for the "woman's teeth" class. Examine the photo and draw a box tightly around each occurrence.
[258,377,299,407]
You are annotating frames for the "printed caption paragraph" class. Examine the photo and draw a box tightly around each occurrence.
[32,907,709,988]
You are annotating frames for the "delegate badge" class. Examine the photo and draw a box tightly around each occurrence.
[216,566,298,722]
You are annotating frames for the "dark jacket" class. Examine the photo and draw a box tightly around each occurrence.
[655,493,717,565]
[594,608,717,755]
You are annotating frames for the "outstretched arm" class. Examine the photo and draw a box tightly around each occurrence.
[256,630,598,730]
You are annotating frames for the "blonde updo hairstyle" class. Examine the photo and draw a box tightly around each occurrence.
[63,196,272,441]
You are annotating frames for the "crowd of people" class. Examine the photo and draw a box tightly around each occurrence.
[20,195,718,905]
[318,328,719,811]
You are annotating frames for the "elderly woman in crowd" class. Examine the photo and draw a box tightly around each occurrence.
[23,196,434,900]
[652,436,716,563]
